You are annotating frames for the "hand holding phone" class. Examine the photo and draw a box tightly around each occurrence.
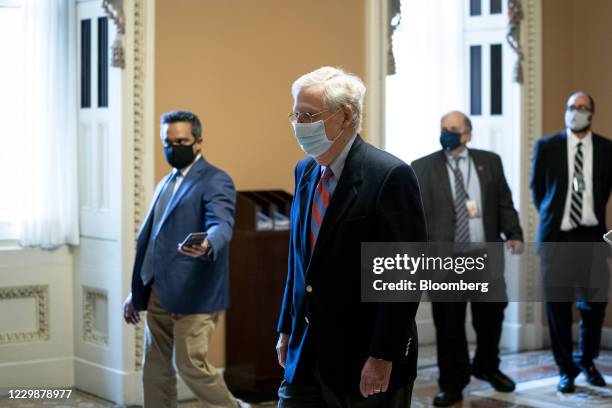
[178,232,210,258]
[179,232,208,249]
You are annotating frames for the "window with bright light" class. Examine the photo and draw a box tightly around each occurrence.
[386,0,520,180]
[0,1,25,240]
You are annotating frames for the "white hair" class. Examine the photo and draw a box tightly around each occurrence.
[291,66,366,133]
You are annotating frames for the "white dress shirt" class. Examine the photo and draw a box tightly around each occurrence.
[321,134,357,197]
[445,148,485,242]
[561,130,598,230]
[171,154,202,195]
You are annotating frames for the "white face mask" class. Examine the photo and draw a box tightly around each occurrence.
[292,111,343,157]
[565,110,591,132]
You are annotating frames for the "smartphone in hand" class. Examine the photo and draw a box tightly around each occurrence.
[179,232,208,249]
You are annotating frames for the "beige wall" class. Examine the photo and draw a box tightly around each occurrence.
[542,0,612,327]
[154,0,366,366]
[542,0,612,136]
[155,0,366,191]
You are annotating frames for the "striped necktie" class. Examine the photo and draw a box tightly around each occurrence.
[570,142,584,228]
[310,167,334,252]
[452,157,471,244]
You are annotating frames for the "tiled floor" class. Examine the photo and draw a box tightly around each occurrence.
[1,347,611,407]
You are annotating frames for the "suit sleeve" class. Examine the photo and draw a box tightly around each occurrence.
[202,171,236,261]
[277,165,299,334]
[494,154,523,241]
[368,163,427,361]
[530,139,546,212]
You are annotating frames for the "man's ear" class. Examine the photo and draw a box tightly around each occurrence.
[343,106,354,128]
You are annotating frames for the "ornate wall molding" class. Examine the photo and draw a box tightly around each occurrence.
[0,285,49,344]
[82,286,109,346]
[520,0,542,327]
[132,0,146,371]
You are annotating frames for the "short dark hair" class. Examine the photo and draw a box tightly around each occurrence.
[568,92,596,113]
[160,110,202,140]
[587,94,596,113]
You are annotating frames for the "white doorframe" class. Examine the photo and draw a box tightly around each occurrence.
[365,0,387,149]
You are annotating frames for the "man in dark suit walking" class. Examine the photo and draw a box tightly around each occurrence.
[531,91,612,393]
[122,111,248,407]
[412,111,524,407]
[275,67,427,407]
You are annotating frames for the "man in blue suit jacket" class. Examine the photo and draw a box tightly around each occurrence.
[275,67,427,407]
[531,92,612,393]
[123,111,247,408]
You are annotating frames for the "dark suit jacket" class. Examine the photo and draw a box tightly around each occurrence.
[277,136,427,393]
[412,149,523,243]
[531,131,612,245]
[130,157,236,314]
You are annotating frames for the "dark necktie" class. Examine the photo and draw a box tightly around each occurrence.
[452,157,471,244]
[569,142,584,228]
[140,172,181,285]
[310,167,334,253]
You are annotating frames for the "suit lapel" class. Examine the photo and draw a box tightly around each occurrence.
[157,158,206,234]
[307,137,364,275]
[434,151,453,205]
[559,132,569,201]
[592,134,603,210]
[469,150,489,215]
[138,173,172,240]
[297,160,320,267]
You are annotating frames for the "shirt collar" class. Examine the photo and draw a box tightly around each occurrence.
[567,129,592,148]
[445,146,469,161]
[173,154,202,178]
[323,133,357,177]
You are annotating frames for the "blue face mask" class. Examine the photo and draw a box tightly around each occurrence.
[439,130,462,152]
[292,111,342,157]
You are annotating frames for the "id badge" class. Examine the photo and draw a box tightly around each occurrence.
[572,175,585,193]
[466,200,480,219]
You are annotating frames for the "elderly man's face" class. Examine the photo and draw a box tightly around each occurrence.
[442,112,471,146]
[294,85,345,141]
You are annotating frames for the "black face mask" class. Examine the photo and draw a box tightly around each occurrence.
[164,142,196,169]
[439,130,463,151]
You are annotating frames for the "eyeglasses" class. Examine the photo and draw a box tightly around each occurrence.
[567,104,593,113]
[288,110,330,124]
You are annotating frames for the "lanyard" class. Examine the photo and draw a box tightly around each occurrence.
[445,151,471,196]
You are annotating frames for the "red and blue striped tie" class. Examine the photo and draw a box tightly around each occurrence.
[310,167,334,252]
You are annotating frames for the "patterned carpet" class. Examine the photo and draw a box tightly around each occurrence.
[1,348,611,407]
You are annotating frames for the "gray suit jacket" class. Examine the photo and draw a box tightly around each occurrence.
[412,149,523,243]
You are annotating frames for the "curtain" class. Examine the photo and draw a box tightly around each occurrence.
[19,0,79,248]
[385,0,464,164]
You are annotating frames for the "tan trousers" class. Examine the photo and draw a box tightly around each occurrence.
[143,285,238,408]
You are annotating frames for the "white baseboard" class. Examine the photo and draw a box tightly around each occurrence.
[74,358,223,406]
[0,357,74,390]
[500,322,545,352]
